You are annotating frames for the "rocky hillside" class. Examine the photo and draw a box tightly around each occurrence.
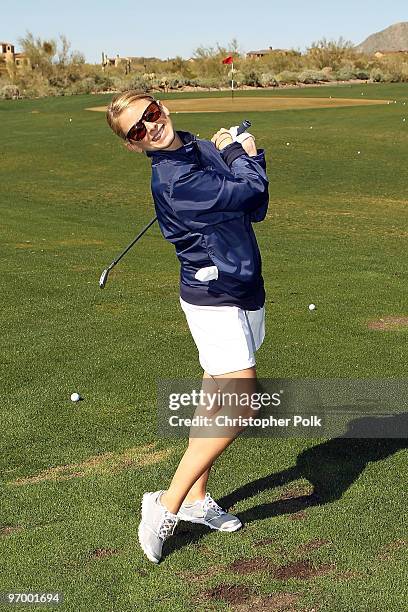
[356,22,408,54]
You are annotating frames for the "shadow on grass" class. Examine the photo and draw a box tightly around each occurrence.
[164,412,408,558]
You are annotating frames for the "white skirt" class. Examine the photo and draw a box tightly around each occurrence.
[179,297,265,376]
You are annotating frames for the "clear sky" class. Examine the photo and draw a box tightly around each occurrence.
[2,0,407,63]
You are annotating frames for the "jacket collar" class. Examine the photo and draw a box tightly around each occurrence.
[146,130,197,161]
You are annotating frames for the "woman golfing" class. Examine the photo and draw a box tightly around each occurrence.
[106,91,269,563]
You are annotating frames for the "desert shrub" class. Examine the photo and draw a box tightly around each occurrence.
[126,75,150,92]
[353,53,372,70]
[158,75,169,91]
[192,39,241,80]
[306,37,357,71]
[222,73,234,87]
[141,72,161,89]
[241,69,262,87]
[370,68,386,82]
[298,69,330,84]
[387,72,403,82]
[370,68,399,83]
[258,50,305,74]
[16,70,55,97]
[107,75,129,91]
[70,77,99,94]
[353,69,370,80]
[166,73,186,89]
[48,74,68,89]
[260,72,279,87]
[184,77,200,87]
[321,66,335,79]
[0,84,21,99]
[276,71,299,84]
[92,73,115,89]
[333,66,369,81]
[68,73,115,94]
[197,76,222,90]
[336,67,356,80]
[166,56,197,80]
[398,63,408,82]
[97,74,118,91]
[378,57,408,82]
[225,68,241,88]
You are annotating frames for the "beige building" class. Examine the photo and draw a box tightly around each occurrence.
[0,41,30,74]
[246,47,299,59]
[374,49,408,58]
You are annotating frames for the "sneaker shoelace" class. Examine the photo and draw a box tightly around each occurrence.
[158,513,177,541]
[203,494,225,516]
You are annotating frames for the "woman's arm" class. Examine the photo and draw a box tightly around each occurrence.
[169,165,268,230]
[168,139,269,230]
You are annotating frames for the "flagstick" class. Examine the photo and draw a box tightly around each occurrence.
[231,61,234,101]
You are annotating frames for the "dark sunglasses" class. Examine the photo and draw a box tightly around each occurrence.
[125,100,162,141]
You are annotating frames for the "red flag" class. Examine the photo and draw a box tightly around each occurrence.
[222,56,233,64]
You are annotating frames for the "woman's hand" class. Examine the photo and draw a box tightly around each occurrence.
[211,128,233,150]
[240,135,257,157]
[212,128,258,157]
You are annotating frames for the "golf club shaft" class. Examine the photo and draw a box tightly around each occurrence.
[108,215,157,270]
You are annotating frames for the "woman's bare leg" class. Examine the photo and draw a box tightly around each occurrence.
[181,372,216,504]
[161,367,257,514]
[183,469,210,504]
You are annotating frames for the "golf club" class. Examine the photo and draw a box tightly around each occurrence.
[237,119,251,133]
[99,216,158,288]
[98,119,252,288]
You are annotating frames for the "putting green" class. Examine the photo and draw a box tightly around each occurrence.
[86,95,390,114]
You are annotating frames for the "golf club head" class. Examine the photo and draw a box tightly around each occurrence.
[99,268,109,289]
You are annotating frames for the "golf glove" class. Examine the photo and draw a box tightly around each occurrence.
[195,265,219,282]
[229,125,255,145]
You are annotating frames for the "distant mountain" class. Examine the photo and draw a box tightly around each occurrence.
[356,22,408,54]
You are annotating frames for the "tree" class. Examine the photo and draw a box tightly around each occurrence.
[192,39,243,78]
[56,34,85,67]
[18,31,56,77]
[17,31,85,74]
[13,31,86,92]
[306,37,356,71]
[167,55,196,79]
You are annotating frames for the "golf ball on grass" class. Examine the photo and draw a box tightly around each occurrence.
[308,304,316,311]
[70,392,81,402]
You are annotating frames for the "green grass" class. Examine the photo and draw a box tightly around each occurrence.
[1,84,407,611]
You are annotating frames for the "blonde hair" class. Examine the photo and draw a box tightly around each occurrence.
[106,90,155,139]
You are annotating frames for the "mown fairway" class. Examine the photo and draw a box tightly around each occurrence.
[1,84,407,611]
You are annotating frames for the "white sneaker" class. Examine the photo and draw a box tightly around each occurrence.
[177,493,242,532]
[138,490,179,563]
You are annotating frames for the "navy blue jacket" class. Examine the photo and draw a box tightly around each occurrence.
[147,131,269,310]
